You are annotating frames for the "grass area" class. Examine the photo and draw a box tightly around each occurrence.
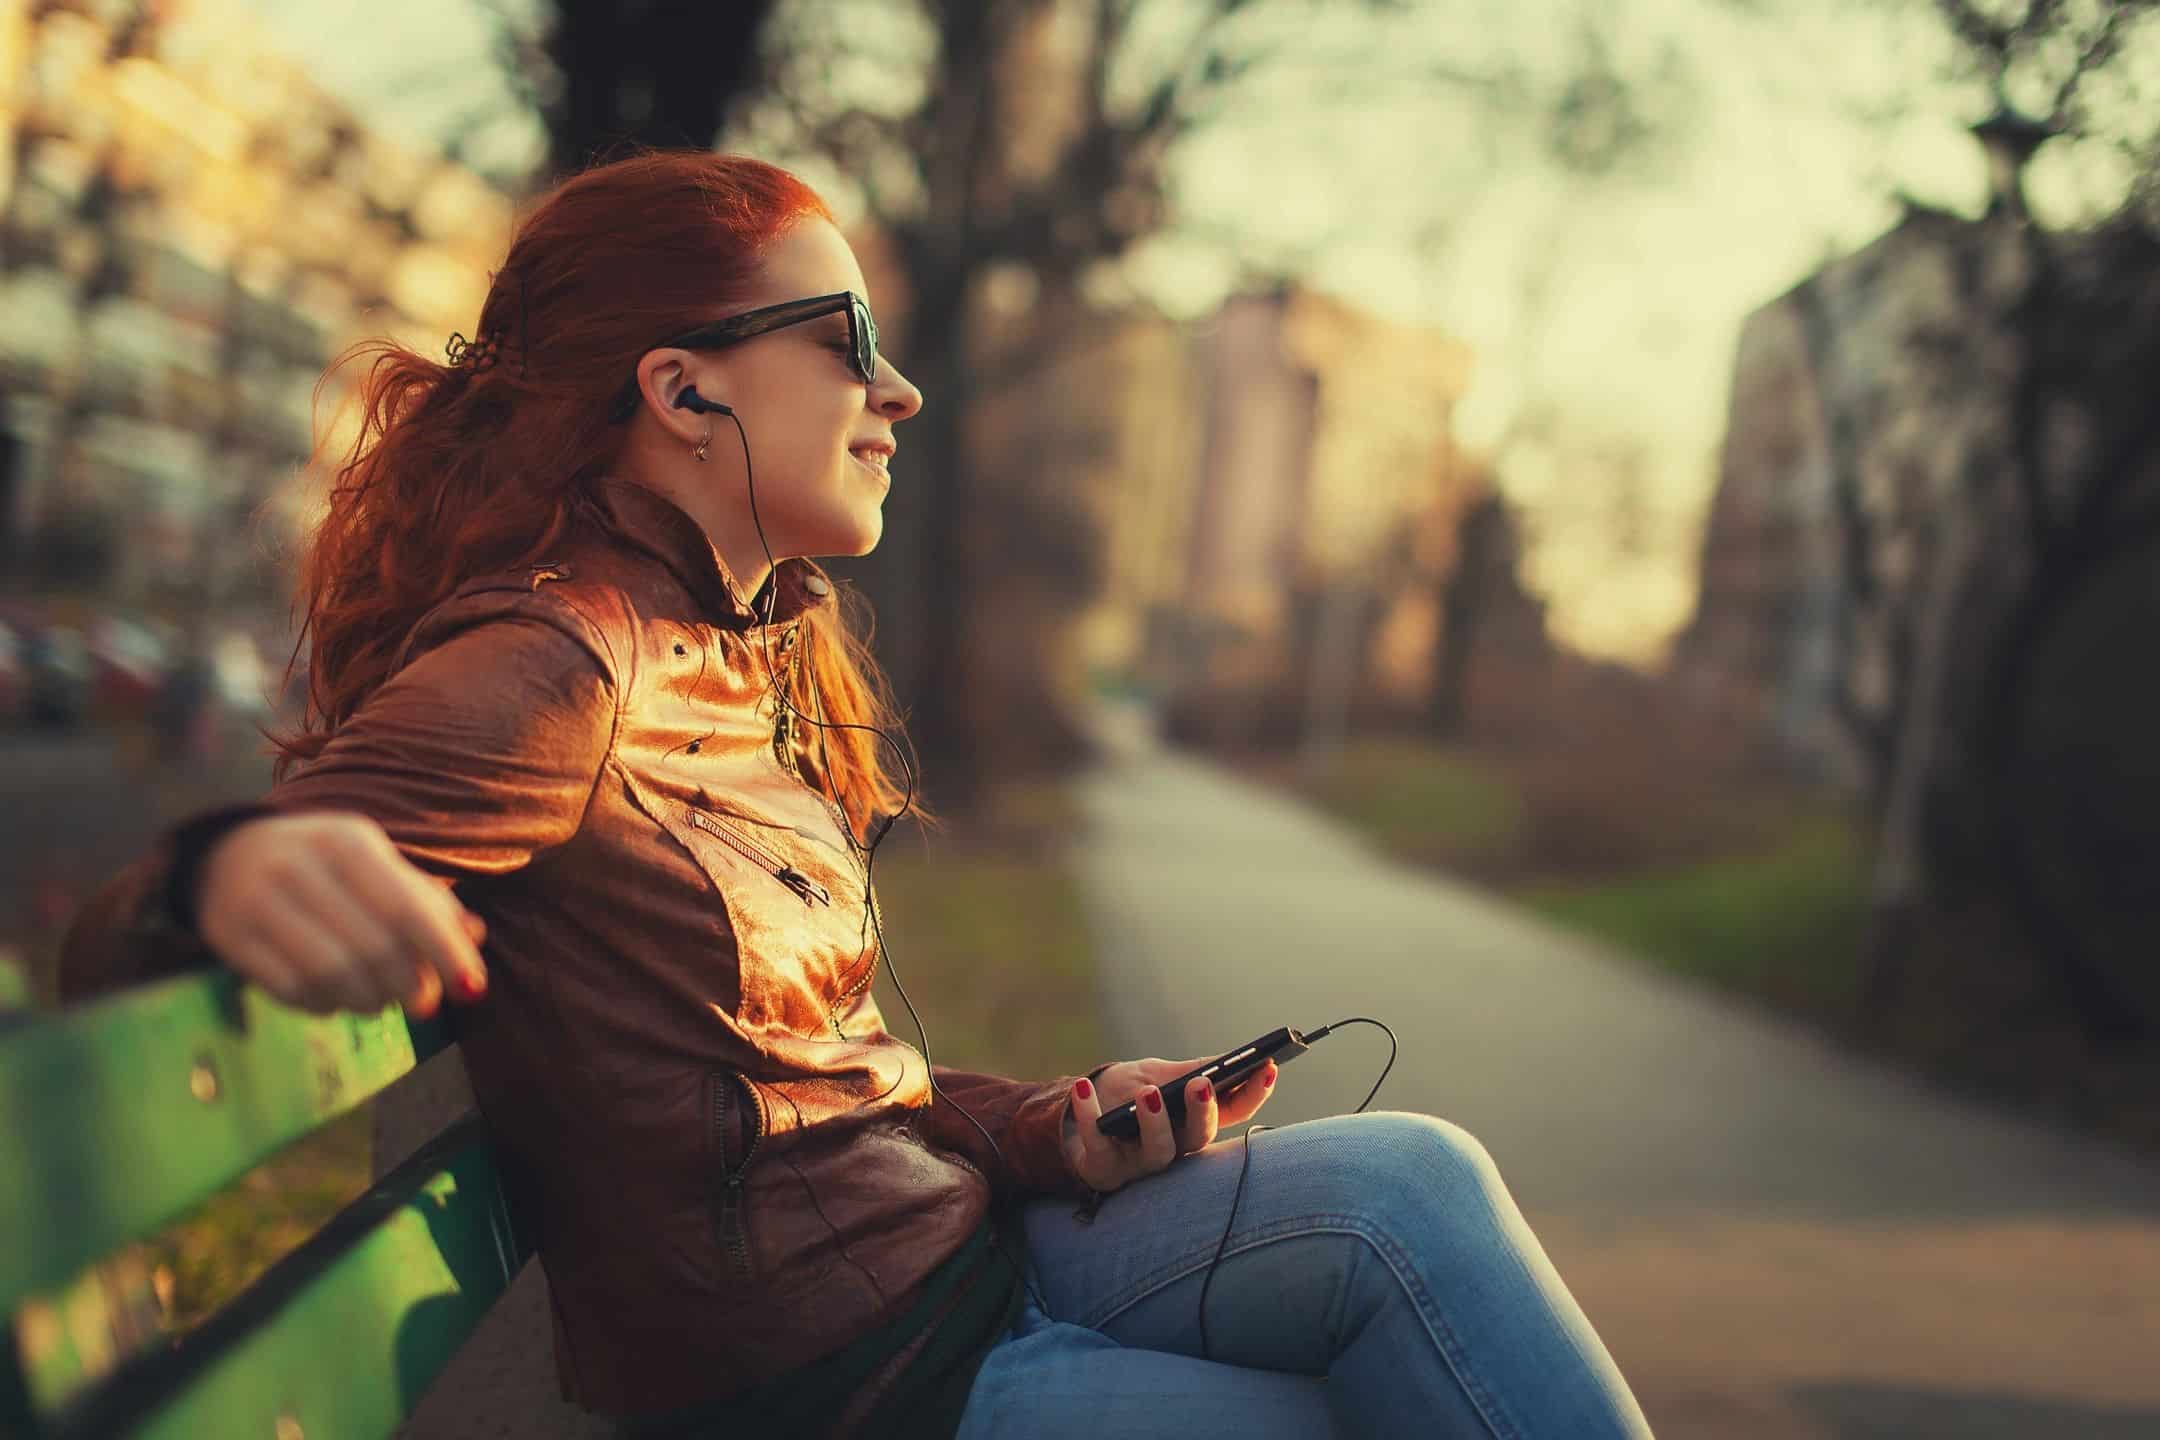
[1515,812,1873,1016]
[1287,736,1874,1018]
[868,783,1108,1079]
[1295,737,1528,871]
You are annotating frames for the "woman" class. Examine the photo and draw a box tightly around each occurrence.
[61,153,1652,1438]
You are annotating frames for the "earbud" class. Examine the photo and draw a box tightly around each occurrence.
[673,385,734,417]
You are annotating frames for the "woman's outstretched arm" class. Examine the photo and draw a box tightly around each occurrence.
[59,588,619,1015]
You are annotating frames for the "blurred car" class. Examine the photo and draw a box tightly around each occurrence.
[0,620,25,725]
[210,629,273,717]
[87,615,171,712]
[25,624,91,729]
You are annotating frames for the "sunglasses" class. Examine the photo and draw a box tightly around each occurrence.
[609,290,879,423]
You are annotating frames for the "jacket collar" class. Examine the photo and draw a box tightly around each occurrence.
[589,477,836,631]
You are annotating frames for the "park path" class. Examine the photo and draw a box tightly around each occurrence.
[1068,706,2160,1439]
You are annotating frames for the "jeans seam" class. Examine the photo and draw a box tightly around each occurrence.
[1080,1212,1522,1440]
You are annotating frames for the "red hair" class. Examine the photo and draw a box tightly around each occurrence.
[274,151,923,842]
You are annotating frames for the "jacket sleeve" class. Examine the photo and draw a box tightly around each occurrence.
[58,589,619,1004]
[921,1064,1091,1200]
[264,591,619,880]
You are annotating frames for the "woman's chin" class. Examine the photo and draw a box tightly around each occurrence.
[839,511,884,556]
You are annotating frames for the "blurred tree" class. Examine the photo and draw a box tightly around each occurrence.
[438,1,781,181]
[1409,15,1691,743]
[1828,2,2160,1044]
[729,0,1312,811]
[1427,491,1512,738]
[538,0,780,175]
[733,0,1690,813]
[1928,0,2159,151]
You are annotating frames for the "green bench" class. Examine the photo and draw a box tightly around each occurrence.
[1,971,528,1439]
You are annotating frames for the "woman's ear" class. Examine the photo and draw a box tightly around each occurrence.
[633,351,704,444]
[635,352,686,411]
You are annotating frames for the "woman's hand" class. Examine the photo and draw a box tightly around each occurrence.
[196,812,490,1019]
[1061,1055,1279,1195]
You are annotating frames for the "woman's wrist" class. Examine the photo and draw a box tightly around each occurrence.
[163,804,280,935]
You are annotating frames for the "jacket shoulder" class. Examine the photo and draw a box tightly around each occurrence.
[401,560,633,689]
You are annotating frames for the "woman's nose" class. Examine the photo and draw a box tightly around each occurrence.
[873,360,924,420]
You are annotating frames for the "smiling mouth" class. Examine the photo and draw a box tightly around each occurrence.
[850,449,892,481]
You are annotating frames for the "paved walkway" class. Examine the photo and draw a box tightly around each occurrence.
[1069,709,2160,1438]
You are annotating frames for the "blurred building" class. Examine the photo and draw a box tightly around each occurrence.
[967,279,1480,752]
[0,0,512,613]
[1685,137,2160,1038]
[1165,286,1477,746]
[1682,141,2160,816]
[1678,199,2031,788]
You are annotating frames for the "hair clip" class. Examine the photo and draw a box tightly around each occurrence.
[445,330,501,372]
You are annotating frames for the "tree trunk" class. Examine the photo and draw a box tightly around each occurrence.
[543,1,776,176]
[1428,493,1503,737]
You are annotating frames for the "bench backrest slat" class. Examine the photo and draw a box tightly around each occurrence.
[33,1114,529,1440]
[0,970,451,1313]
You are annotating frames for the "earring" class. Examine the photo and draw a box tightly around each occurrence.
[694,429,711,463]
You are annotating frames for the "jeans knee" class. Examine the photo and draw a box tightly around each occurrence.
[1332,1111,1509,1229]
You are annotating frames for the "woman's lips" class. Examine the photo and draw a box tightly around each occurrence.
[850,447,893,483]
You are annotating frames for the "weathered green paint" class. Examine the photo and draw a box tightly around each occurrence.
[35,1123,528,1440]
[0,971,431,1313]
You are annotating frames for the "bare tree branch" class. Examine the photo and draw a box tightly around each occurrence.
[2048,1,2155,128]
[1933,0,2018,78]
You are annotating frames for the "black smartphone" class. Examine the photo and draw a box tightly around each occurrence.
[1095,1026,1311,1141]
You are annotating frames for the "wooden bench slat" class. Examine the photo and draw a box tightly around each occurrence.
[0,970,452,1313]
[34,1113,530,1440]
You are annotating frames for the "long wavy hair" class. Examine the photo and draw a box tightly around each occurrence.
[273,151,923,843]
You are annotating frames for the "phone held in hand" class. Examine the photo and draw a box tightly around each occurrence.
[1095,1026,1311,1141]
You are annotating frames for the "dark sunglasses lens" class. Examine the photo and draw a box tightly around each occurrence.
[854,300,877,383]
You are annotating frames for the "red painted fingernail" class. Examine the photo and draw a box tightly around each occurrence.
[1197,1082,1212,1103]
[1075,1078,1092,1100]
[459,972,487,1000]
[1264,1068,1275,1088]
[1144,1089,1163,1114]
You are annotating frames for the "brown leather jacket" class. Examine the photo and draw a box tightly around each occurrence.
[60,478,1090,1418]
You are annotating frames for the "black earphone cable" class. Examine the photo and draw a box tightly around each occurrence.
[711,404,1398,1351]
[1193,1017,1395,1362]
[715,407,1025,1289]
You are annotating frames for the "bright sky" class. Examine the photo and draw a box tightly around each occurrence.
[236,0,2150,666]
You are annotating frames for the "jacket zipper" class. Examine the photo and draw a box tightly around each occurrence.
[898,1068,994,1188]
[802,791,883,1039]
[690,808,832,906]
[824,893,883,1039]
[711,1070,765,1283]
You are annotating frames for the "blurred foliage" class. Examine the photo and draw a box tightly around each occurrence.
[1927,0,2160,141]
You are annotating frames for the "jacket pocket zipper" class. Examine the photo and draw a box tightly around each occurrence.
[824,896,884,1039]
[690,808,832,907]
[711,1069,765,1283]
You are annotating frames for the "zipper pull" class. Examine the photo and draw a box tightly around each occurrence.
[777,866,832,906]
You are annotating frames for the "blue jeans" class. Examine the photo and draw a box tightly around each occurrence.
[955,1112,1654,1438]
